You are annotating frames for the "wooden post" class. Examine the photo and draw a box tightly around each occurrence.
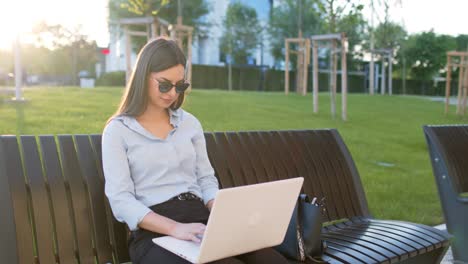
[312,40,318,113]
[187,32,193,91]
[445,55,452,114]
[151,20,158,38]
[14,35,23,100]
[330,40,337,118]
[160,25,167,36]
[463,62,468,115]
[301,39,310,96]
[124,25,132,84]
[456,56,464,115]
[341,36,348,121]
[285,40,290,95]
[381,57,386,95]
[388,53,393,95]
[296,40,304,95]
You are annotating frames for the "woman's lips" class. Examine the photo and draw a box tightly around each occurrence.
[161,98,174,103]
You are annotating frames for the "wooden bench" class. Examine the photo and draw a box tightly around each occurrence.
[424,125,468,262]
[0,130,451,264]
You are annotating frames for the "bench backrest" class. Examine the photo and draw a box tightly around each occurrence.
[0,129,369,263]
[424,125,468,194]
[0,135,128,264]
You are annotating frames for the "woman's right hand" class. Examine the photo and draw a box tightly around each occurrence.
[169,222,206,243]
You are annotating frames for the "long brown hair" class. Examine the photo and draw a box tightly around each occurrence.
[108,38,187,123]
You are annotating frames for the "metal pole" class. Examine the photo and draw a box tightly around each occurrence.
[388,53,393,95]
[402,57,407,95]
[341,36,348,121]
[381,57,385,95]
[14,35,23,100]
[312,40,318,113]
[285,40,289,95]
[369,0,375,95]
[445,55,452,114]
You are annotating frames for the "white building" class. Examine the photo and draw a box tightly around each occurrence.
[104,0,275,73]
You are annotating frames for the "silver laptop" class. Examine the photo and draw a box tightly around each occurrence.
[153,177,304,264]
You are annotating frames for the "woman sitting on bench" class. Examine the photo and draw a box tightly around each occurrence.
[102,37,289,264]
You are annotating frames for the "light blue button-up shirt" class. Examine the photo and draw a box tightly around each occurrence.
[102,109,219,231]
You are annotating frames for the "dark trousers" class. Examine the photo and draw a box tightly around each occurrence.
[128,199,289,264]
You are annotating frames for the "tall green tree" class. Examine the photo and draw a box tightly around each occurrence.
[268,0,323,63]
[109,0,209,32]
[373,22,407,50]
[455,34,468,51]
[24,22,98,83]
[220,2,262,65]
[316,0,364,34]
[109,0,211,51]
[268,0,365,68]
[401,31,456,80]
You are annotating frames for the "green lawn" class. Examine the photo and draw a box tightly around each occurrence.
[1,86,467,226]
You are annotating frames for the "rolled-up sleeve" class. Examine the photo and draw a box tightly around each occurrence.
[102,122,151,231]
[192,119,219,204]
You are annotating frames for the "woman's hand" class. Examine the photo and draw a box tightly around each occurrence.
[169,222,206,243]
[206,199,215,211]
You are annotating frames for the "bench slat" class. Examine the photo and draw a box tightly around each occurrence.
[90,134,131,263]
[58,135,95,264]
[324,225,410,260]
[40,136,77,264]
[213,132,243,187]
[330,131,371,217]
[362,220,443,248]
[299,131,342,220]
[237,133,271,183]
[324,246,366,263]
[324,235,398,263]
[326,239,388,264]
[0,136,21,263]
[326,223,419,259]
[319,131,365,218]
[75,135,113,263]
[348,223,430,253]
[281,131,325,202]
[225,132,263,185]
[21,136,56,264]
[0,136,35,264]
[246,131,283,182]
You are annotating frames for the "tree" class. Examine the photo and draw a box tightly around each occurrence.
[268,0,323,63]
[373,22,407,50]
[219,2,262,65]
[24,22,98,83]
[316,0,364,34]
[455,34,468,51]
[109,0,211,52]
[401,31,456,80]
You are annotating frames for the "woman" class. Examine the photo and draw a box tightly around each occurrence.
[102,38,289,264]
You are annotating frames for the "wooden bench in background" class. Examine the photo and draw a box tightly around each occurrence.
[0,129,450,264]
[424,125,468,263]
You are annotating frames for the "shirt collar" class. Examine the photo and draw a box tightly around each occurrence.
[114,108,183,140]
[169,108,182,128]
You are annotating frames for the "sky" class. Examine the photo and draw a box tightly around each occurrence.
[0,0,467,51]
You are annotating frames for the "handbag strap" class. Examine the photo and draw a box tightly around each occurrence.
[296,195,306,261]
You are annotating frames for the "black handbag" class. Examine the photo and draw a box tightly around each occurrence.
[275,194,327,263]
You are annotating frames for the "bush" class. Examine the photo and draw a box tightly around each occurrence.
[96,71,126,87]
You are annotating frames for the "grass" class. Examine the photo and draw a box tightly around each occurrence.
[1,86,467,226]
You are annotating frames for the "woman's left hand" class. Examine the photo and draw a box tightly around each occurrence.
[206,199,214,211]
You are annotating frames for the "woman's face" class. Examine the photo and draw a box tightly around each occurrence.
[147,64,185,111]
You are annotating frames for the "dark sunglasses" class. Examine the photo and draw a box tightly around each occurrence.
[153,78,190,94]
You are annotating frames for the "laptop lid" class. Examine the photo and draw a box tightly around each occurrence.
[197,177,304,263]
